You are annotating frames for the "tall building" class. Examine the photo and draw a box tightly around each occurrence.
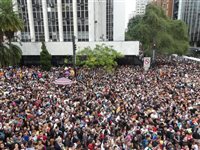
[172,0,179,19]
[152,0,173,18]
[173,0,200,46]
[13,0,125,43]
[136,0,151,15]
[106,0,113,41]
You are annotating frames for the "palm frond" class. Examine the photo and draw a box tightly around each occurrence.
[0,44,10,66]
[0,43,22,67]
[0,0,23,40]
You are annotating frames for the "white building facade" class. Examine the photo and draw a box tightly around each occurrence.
[14,0,125,43]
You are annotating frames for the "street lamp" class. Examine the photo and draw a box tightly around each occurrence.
[152,43,156,63]
[72,35,76,77]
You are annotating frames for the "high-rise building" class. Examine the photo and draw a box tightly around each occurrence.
[13,0,125,43]
[136,0,151,15]
[106,0,113,41]
[172,0,179,19]
[173,0,200,46]
[152,0,173,18]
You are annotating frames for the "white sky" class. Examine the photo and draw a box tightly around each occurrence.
[125,0,136,28]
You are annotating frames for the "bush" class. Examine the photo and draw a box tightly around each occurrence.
[76,44,123,72]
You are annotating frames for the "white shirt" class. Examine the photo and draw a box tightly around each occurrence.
[192,144,199,150]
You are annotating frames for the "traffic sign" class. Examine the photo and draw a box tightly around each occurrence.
[143,57,151,70]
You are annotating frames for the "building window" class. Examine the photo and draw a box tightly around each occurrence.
[62,0,74,41]
[77,0,89,41]
[32,0,44,42]
[106,0,113,41]
[17,0,31,42]
[47,0,59,42]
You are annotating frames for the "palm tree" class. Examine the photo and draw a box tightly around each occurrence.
[0,0,23,67]
[0,45,10,66]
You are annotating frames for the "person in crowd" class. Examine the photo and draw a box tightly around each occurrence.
[0,59,199,150]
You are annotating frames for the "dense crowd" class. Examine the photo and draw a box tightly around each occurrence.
[0,60,199,150]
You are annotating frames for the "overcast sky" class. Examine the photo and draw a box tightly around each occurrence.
[125,0,136,28]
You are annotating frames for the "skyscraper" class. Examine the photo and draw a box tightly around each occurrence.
[173,0,200,46]
[173,0,179,19]
[106,0,113,41]
[152,0,174,18]
[13,0,125,43]
[135,0,151,15]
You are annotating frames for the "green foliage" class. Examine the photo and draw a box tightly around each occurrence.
[0,0,23,42]
[64,57,73,65]
[8,43,22,65]
[0,44,22,67]
[126,15,143,41]
[40,42,52,71]
[77,44,123,71]
[126,4,189,56]
[0,0,23,67]
[64,57,68,65]
[0,45,10,66]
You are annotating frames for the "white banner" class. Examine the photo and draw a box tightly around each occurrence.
[143,57,151,70]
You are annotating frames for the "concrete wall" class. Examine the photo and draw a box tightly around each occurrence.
[89,0,107,41]
[96,0,107,41]
[13,41,139,56]
[88,1,95,41]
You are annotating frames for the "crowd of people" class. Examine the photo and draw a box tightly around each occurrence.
[0,60,199,150]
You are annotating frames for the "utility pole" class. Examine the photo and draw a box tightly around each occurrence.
[72,0,77,77]
[152,43,156,62]
[72,35,77,77]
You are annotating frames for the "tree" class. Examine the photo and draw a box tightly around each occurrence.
[0,45,10,66]
[0,0,23,42]
[76,44,123,71]
[125,15,143,41]
[126,4,189,56]
[8,44,22,65]
[0,0,23,67]
[40,41,52,71]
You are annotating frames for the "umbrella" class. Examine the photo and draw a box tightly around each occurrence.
[54,77,72,85]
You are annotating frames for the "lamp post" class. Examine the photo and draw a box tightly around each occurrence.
[152,43,156,63]
[72,0,78,77]
[72,35,77,77]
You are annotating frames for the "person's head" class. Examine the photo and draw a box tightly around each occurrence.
[183,145,189,149]
[38,140,42,145]
[0,143,4,149]
[14,143,19,148]
[50,138,54,145]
